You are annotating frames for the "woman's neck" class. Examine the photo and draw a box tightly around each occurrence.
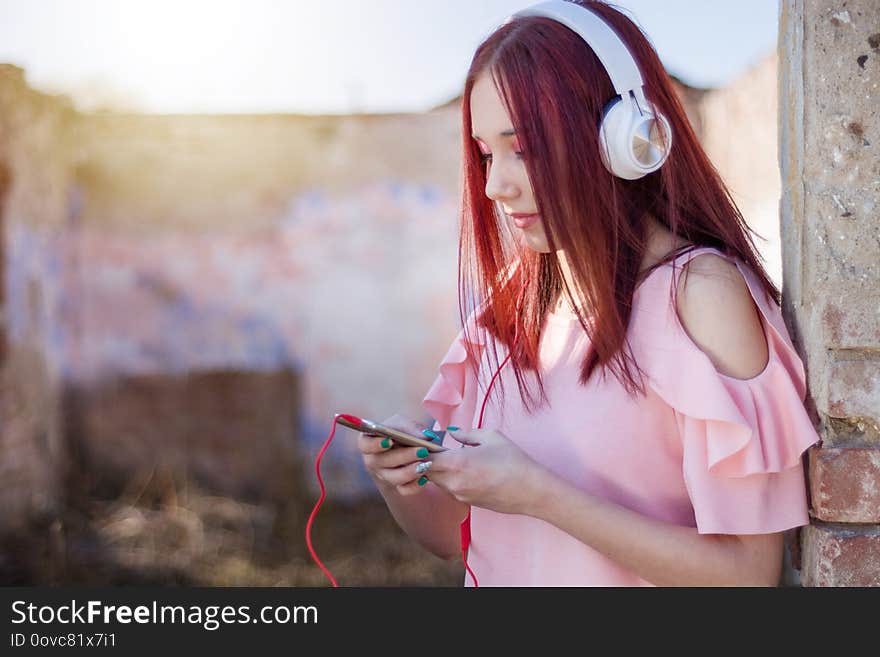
[554,249,586,314]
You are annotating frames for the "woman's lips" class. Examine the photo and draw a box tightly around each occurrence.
[511,213,540,229]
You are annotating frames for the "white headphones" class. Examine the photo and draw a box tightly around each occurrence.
[507,0,672,180]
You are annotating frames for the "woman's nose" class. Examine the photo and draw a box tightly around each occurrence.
[484,161,517,202]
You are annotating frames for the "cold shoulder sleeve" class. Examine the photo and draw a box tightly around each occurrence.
[629,251,820,534]
[421,310,488,446]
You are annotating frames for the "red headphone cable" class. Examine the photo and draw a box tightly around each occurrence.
[304,414,344,587]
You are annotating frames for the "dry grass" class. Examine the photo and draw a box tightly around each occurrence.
[0,472,464,587]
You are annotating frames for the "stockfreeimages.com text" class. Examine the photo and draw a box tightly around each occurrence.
[11,599,317,631]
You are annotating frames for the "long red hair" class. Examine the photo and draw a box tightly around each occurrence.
[457,0,780,413]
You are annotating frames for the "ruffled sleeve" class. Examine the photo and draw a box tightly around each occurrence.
[421,310,488,449]
[629,250,820,534]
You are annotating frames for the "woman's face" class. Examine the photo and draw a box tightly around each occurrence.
[469,72,551,253]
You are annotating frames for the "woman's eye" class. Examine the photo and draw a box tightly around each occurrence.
[479,152,524,163]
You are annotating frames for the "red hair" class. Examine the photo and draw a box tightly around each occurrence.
[457,0,779,412]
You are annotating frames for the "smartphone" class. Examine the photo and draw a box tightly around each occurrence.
[336,413,447,452]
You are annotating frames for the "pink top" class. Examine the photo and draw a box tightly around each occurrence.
[421,246,819,586]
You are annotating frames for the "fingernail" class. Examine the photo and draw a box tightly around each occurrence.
[416,448,429,459]
[418,476,428,486]
[381,438,391,448]
[422,429,440,441]
[447,426,459,431]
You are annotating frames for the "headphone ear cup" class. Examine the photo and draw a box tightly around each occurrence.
[598,96,637,178]
[632,111,672,173]
[598,96,672,180]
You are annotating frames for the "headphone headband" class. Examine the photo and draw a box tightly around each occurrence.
[508,0,647,108]
[503,0,671,179]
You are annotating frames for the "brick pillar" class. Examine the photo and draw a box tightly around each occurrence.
[780,1,880,586]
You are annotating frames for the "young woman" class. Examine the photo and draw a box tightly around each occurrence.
[357,0,819,586]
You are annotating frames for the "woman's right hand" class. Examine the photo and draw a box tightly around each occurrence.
[357,414,435,496]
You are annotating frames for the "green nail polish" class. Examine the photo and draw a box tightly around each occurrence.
[381,438,391,448]
[447,426,460,431]
[418,476,428,486]
[416,448,429,459]
[422,429,440,440]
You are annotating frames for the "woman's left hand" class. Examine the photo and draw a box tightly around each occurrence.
[423,427,548,516]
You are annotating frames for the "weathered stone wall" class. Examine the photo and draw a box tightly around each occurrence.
[780,0,880,586]
[0,65,74,538]
[62,109,462,500]
[64,369,304,504]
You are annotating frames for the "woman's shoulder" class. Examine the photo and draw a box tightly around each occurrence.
[630,244,789,383]
[672,249,769,380]
[555,242,783,385]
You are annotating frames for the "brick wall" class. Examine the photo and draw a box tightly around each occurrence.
[780,0,880,586]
